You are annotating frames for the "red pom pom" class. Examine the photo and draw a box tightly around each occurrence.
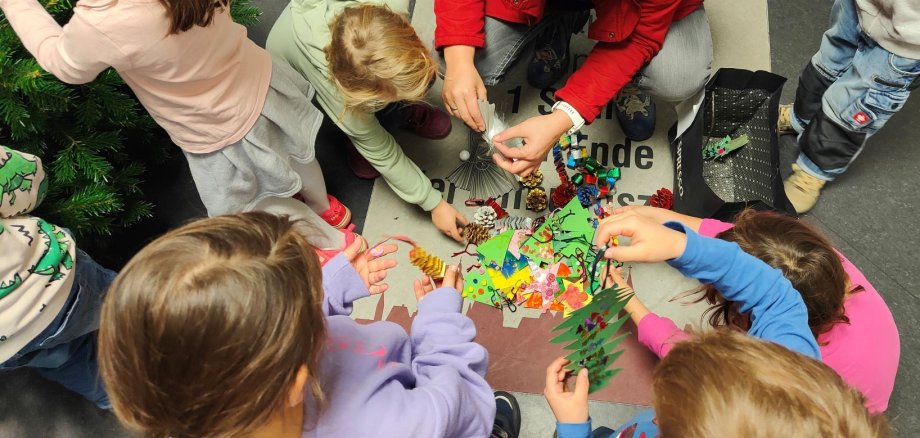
[649,187,673,210]
[551,182,577,209]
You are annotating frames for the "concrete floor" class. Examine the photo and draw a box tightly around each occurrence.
[0,0,917,436]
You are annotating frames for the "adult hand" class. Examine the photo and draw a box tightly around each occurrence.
[595,212,688,263]
[431,200,469,242]
[543,357,590,424]
[413,265,463,302]
[492,111,572,177]
[442,45,487,132]
[342,239,398,294]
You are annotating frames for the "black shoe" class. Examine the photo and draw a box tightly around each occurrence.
[614,83,657,141]
[491,391,522,438]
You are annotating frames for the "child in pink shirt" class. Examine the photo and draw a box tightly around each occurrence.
[0,0,359,256]
[610,206,900,413]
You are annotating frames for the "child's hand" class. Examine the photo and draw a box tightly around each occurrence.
[431,200,470,242]
[543,357,590,424]
[595,213,688,263]
[412,265,463,302]
[603,266,648,323]
[608,205,703,232]
[343,239,398,295]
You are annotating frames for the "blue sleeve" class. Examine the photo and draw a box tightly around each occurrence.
[664,221,821,360]
[557,419,592,438]
[612,409,659,437]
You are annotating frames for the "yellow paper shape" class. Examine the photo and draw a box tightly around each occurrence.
[559,280,591,318]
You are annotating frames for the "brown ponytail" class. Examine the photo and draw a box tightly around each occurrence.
[159,0,229,34]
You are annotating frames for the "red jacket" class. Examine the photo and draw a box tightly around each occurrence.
[434,0,704,123]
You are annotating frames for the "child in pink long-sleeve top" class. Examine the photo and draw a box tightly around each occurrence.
[610,206,900,413]
[97,212,497,438]
[0,0,359,257]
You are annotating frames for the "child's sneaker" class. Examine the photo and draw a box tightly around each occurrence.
[406,103,452,139]
[778,104,796,135]
[319,195,352,229]
[491,391,521,438]
[316,225,367,266]
[615,83,656,141]
[293,194,352,229]
[784,163,826,213]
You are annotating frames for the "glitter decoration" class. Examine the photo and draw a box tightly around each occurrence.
[473,206,498,229]
[520,168,544,189]
[649,187,673,209]
[485,198,509,219]
[463,223,492,245]
[526,187,548,212]
[409,246,446,279]
[494,216,534,230]
[551,182,577,209]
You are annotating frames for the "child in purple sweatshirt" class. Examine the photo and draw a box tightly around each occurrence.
[96,212,497,438]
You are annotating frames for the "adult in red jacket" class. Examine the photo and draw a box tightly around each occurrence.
[435,0,712,176]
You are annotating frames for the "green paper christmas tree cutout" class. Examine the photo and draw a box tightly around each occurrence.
[550,286,633,393]
[462,264,500,308]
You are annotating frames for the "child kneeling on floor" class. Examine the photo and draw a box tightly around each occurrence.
[0,146,116,409]
[536,215,887,438]
[97,212,496,438]
[609,206,899,413]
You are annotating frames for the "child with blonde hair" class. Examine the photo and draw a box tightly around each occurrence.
[98,212,497,438]
[0,0,358,259]
[267,2,471,242]
[536,215,886,438]
[609,206,899,413]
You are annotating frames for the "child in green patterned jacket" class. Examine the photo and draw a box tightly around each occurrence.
[0,145,115,409]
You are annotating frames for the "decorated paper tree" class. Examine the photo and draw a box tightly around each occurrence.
[550,285,633,392]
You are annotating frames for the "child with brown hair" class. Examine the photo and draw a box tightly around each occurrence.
[547,330,889,438]
[98,212,496,438]
[267,2,472,242]
[0,0,359,259]
[536,215,885,438]
[609,206,899,413]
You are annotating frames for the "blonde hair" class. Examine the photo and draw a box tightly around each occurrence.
[99,212,326,438]
[654,331,888,437]
[326,5,437,114]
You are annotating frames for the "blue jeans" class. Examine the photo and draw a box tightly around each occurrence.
[0,249,116,409]
[456,7,712,103]
[791,0,920,181]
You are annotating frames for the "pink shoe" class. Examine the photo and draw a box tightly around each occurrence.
[315,225,367,266]
[292,194,352,229]
[406,103,452,139]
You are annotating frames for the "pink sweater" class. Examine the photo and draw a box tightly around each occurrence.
[0,0,272,153]
[637,219,900,413]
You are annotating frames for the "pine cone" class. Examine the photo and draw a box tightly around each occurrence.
[463,223,492,245]
[473,206,498,229]
[649,187,674,210]
[551,182,577,209]
[576,184,599,207]
[520,169,544,189]
[526,187,548,212]
[409,246,446,279]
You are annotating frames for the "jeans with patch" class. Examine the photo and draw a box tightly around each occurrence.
[455,7,712,104]
[791,0,920,181]
[0,249,116,409]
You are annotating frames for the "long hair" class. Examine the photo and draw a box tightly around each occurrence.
[99,212,326,438]
[700,209,853,339]
[654,331,889,437]
[325,5,437,114]
[158,0,229,35]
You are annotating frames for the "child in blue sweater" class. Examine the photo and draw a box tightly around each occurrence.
[539,214,883,437]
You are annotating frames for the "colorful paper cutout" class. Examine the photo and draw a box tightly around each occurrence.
[462,265,500,308]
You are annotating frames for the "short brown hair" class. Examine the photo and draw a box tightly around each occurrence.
[700,209,851,339]
[654,331,888,437]
[326,5,437,114]
[158,0,229,35]
[99,212,326,438]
